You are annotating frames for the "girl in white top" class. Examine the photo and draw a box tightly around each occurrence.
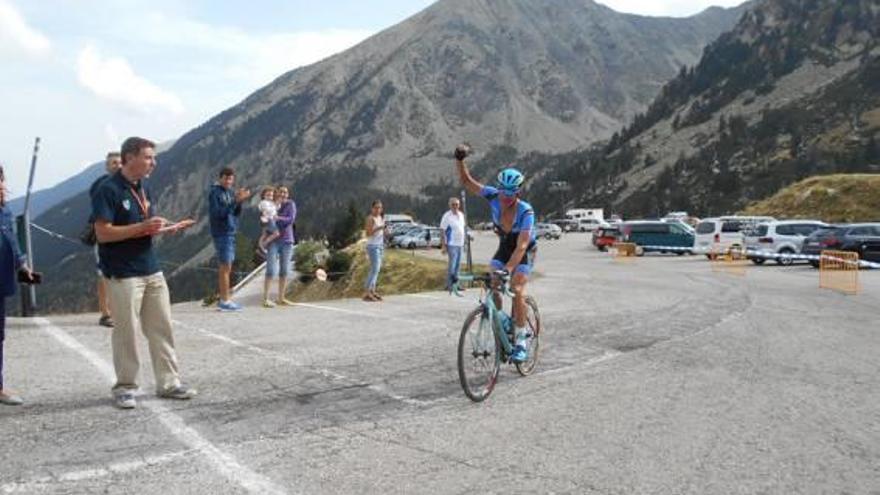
[363,200,387,301]
[258,187,280,252]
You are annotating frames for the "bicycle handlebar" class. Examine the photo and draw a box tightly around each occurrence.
[452,271,514,297]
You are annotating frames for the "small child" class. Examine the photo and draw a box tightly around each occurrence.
[258,187,280,253]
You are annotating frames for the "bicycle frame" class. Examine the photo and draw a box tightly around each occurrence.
[456,273,516,357]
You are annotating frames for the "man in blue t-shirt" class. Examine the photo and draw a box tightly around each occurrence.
[89,151,121,328]
[454,145,538,363]
[208,167,251,312]
[92,136,196,409]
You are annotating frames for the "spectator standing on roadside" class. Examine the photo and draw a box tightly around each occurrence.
[262,186,297,307]
[208,167,251,312]
[363,200,386,302]
[91,137,196,409]
[0,164,33,406]
[440,197,466,291]
[89,152,122,328]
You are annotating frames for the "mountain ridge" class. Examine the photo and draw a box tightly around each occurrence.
[527,0,880,218]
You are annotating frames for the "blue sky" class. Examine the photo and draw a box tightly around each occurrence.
[1,0,742,197]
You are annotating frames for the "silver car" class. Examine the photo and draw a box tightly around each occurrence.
[398,227,443,249]
[744,220,828,265]
[535,222,562,240]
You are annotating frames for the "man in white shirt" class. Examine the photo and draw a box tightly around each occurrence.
[440,197,466,291]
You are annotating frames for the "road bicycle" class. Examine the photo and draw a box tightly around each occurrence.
[453,271,542,402]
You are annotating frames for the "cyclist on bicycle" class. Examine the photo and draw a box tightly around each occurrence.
[454,144,536,362]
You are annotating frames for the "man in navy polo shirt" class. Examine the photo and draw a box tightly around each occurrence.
[92,136,196,409]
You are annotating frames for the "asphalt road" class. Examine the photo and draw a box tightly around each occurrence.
[2,232,878,494]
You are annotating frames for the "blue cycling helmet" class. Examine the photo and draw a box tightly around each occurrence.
[497,167,525,193]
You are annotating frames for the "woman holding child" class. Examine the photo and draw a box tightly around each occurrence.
[262,186,297,307]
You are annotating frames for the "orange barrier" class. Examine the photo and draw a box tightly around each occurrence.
[710,246,747,276]
[819,250,860,295]
[612,242,638,261]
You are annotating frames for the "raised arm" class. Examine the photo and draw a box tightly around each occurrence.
[454,145,484,196]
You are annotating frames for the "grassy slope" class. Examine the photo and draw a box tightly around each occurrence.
[291,242,487,302]
[742,174,880,223]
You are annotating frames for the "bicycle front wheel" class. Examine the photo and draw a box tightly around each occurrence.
[457,306,501,402]
[515,296,542,376]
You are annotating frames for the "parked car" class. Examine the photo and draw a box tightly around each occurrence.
[385,213,415,226]
[548,218,578,232]
[388,222,418,237]
[744,220,827,266]
[473,221,494,231]
[694,216,776,258]
[592,225,621,251]
[535,222,562,240]
[576,218,603,232]
[663,211,689,221]
[387,224,424,247]
[398,227,443,249]
[662,218,696,233]
[801,223,880,267]
[621,220,695,255]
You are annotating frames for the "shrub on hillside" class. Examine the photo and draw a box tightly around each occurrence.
[328,202,362,249]
[325,250,353,281]
[294,241,325,280]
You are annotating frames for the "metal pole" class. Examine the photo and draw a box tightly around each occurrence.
[20,137,39,315]
[461,189,473,274]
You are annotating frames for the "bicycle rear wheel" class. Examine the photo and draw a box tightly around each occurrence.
[515,296,542,376]
[458,306,501,402]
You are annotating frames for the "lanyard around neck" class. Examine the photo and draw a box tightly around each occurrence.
[128,184,150,217]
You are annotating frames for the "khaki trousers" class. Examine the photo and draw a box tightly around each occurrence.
[106,272,181,394]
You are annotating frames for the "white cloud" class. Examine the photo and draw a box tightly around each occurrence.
[0,0,51,55]
[76,44,184,115]
[104,123,120,147]
[598,0,745,17]
[131,13,373,87]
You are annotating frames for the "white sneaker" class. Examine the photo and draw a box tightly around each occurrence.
[114,392,136,409]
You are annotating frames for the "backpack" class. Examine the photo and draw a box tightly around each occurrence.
[79,222,97,246]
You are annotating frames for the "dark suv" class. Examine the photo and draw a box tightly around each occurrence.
[801,223,880,267]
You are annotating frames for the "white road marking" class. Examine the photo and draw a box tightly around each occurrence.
[404,293,444,300]
[1,450,194,494]
[291,301,428,325]
[405,293,476,304]
[33,318,289,495]
[537,351,624,377]
[172,319,429,407]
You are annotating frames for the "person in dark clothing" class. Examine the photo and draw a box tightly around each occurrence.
[0,164,34,406]
[92,137,196,409]
[89,152,122,328]
[208,167,251,311]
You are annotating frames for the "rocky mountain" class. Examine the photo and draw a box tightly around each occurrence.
[530,0,880,218]
[7,161,104,218]
[28,0,748,313]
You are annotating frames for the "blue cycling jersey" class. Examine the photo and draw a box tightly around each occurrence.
[480,186,536,241]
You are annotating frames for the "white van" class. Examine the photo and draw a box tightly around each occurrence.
[694,216,776,258]
[565,208,604,222]
[385,214,415,226]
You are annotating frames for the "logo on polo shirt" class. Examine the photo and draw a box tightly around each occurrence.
[122,199,131,211]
